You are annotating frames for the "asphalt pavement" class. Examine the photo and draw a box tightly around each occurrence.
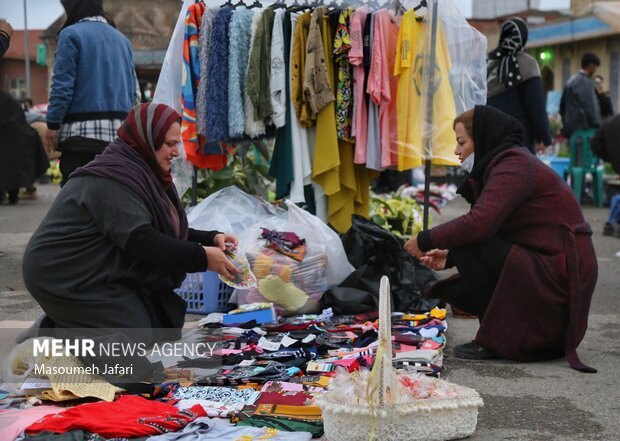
[1,182,619,440]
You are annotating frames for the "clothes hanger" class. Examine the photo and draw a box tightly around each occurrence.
[247,0,262,9]
[413,0,428,12]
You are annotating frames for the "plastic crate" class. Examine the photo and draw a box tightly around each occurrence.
[175,271,233,314]
[539,155,570,178]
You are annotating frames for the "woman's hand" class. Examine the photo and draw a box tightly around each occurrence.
[419,249,449,271]
[213,233,238,251]
[404,235,424,258]
[204,246,239,279]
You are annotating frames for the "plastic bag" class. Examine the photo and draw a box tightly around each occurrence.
[186,186,354,313]
[186,186,287,237]
[238,246,328,315]
[321,215,441,314]
[0,337,52,395]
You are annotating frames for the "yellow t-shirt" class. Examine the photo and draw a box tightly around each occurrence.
[394,10,459,171]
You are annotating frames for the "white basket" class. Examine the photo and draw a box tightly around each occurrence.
[316,276,483,441]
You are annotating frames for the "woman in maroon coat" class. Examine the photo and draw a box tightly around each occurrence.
[405,105,597,373]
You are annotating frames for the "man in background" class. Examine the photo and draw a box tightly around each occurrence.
[560,53,602,138]
[45,0,139,186]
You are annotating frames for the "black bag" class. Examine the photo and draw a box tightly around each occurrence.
[321,215,441,314]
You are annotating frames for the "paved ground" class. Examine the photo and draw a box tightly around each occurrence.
[1,182,619,440]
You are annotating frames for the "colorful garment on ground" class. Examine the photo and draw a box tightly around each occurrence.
[237,404,324,438]
[26,395,206,438]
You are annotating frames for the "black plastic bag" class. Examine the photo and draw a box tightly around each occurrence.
[321,215,441,314]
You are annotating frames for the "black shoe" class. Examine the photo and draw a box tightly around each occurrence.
[453,341,499,360]
[604,222,615,236]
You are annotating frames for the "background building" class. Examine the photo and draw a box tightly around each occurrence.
[527,0,620,112]
[0,30,48,103]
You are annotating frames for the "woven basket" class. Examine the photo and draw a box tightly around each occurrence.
[316,276,483,441]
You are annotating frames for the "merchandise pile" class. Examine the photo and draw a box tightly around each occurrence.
[0,305,449,440]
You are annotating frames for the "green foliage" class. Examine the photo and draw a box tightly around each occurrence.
[182,142,275,205]
[369,194,426,239]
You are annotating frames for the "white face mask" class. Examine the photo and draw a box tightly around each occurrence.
[461,153,475,173]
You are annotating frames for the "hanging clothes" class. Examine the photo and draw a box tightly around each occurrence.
[228,7,254,139]
[288,12,314,205]
[245,9,267,138]
[269,10,295,200]
[305,7,340,219]
[247,8,276,122]
[196,7,216,138]
[333,8,354,142]
[270,9,287,129]
[291,12,313,128]
[205,6,233,143]
[349,6,370,164]
[181,3,226,170]
[365,13,383,171]
[321,8,359,233]
[394,10,459,169]
[368,9,400,169]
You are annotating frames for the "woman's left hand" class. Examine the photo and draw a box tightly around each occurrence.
[404,235,424,258]
[213,233,238,251]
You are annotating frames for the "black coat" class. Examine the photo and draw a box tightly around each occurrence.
[487,77,552,152]
[0,91,48,191]
[591,114,620,174]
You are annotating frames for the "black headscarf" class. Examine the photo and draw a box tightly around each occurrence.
[457,105,524,203]
[470,105,525,180]
[60,0,105,30]
[487,17,529,89]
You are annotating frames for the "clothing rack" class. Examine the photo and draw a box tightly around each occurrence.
[187,0,442,215]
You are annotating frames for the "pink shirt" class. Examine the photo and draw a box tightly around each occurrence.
[368,10,400,168]
[348,7,370,164]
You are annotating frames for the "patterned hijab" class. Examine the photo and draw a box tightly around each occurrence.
[117,103,181,190]
[488,17,529,89]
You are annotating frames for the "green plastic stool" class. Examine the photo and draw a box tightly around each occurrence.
[568,129,604,207]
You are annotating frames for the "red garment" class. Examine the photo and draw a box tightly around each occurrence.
[426,148,597,372]
[26,395,206,438]
[255,391,312,406]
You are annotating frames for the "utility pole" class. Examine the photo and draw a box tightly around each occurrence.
[23,0,31,99]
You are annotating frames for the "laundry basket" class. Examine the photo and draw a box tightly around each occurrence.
[175,271,233,314]
[316,276,483,441]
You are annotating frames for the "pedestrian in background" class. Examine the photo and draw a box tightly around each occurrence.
[45,0,139,186]
[593,75,614,120]
[0,92,48,205]
[0,18,13,58]
[560,53,602,137]
[486,17,552,153]
[591,114,620,237]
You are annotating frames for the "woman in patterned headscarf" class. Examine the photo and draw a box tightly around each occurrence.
[22,103,238,336]
[486,17,552,153]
